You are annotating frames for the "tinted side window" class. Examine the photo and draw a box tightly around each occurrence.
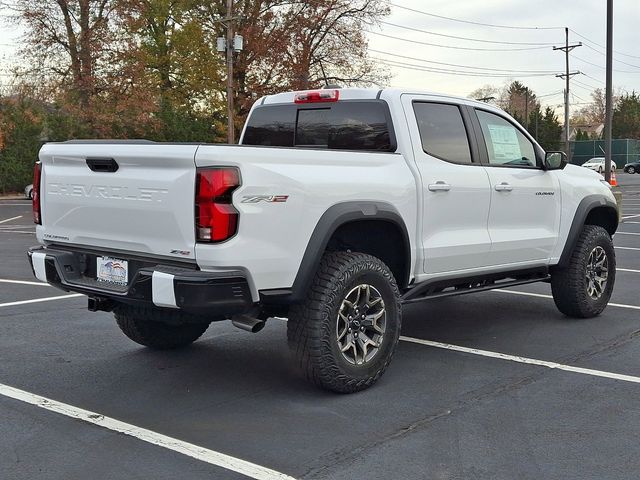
[326,102,392,151]
[476,110,537,167]
[242,105,295,147]
[413,102,472,164]
[242,101,394,151]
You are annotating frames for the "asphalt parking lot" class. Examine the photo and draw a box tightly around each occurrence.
[2,174,640,480]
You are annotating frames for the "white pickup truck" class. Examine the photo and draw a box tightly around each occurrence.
[28,88,618,393]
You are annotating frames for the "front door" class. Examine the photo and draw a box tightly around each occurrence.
[473,108,561,266]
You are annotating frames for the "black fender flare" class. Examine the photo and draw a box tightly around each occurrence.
[260,201,411,304]
[558,194,618,267]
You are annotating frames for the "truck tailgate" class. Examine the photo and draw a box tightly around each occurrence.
[38,143,199,260]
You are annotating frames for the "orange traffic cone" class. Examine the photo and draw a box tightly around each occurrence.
[609,170,618,187]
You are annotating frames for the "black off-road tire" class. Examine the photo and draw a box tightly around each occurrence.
[287,252,402,393]
[114,305,210,350]
[551,225,616,318]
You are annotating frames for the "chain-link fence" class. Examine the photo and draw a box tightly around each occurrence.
[570,139,640,167]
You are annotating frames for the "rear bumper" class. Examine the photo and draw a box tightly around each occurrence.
[27,246,254,317]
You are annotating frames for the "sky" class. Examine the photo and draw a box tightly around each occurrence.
[366,0,639,112]
[0,0,638,114]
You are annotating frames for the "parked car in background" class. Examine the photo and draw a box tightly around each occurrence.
[24,184,33,199]
[582,157,617,174]
[624,161,640,174]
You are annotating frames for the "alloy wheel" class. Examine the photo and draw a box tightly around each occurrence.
[336,284,386,365]
[586,246,609,300]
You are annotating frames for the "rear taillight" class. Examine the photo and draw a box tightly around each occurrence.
[33,162,41,224]
[195,167,240,242]
[294,89,340,104]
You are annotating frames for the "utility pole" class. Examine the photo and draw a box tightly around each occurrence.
[525,90,529,130]
[554,28,582,159]
[225,0,234,144]
[216,1,243,143]
[604,0,614,183]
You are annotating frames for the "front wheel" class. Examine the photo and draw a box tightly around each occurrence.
[551,225,616,318]
[628,166,636,174]
[287,252,401,393]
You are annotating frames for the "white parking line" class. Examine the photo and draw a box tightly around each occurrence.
[615,246,640,251]
[0,278,51,287]
[624,221,640,224]
[0,383,295,480]
[618,268,640,274]
[0,215,22,224]
[0,203,31,206]
[494,289,640,311]
[615,232,640,236]
[0,294,83,309]
[622,214,640,220]
[400,336,640,384]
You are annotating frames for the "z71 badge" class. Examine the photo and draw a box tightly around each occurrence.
[241,195,289,203]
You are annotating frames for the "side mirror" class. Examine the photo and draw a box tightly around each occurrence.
[544,151,567,170]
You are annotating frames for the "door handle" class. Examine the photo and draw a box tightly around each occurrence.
[428,181,451,192]
[494,182,513,192]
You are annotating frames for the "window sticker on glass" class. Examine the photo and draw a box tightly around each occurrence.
[487,124,522,162]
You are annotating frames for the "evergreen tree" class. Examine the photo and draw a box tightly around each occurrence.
[612,92,640,139]
[536,107,563,151]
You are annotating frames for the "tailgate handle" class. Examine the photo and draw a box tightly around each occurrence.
[86,157,119,173]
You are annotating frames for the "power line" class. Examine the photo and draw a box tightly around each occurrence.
[582,72,606,84]
[571,91,588,103]
[572,54,640,74]
[579,42,640,70]
[538,90,564,98]
[388,2,564,30]
[372,57,556,78]
[366,30,551,52]
[574,79,602,90]
[572,80,600,93]
[383,4,639,62]
[369,49,559,74]
[379,20,558,46]
[569,28,640,61]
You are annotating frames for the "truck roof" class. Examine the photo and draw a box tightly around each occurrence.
[261,87,493,109]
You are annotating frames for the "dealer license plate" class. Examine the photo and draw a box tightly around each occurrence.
[96,256,129,285]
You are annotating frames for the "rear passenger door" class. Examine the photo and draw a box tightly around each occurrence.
[403,95,492,274]
[471,108,561,266]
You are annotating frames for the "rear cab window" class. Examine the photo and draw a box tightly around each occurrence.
[242,100,396,152]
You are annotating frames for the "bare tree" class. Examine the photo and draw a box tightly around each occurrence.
[2,0,115,107]
[196,0,390,130]
[468,84,499,103]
